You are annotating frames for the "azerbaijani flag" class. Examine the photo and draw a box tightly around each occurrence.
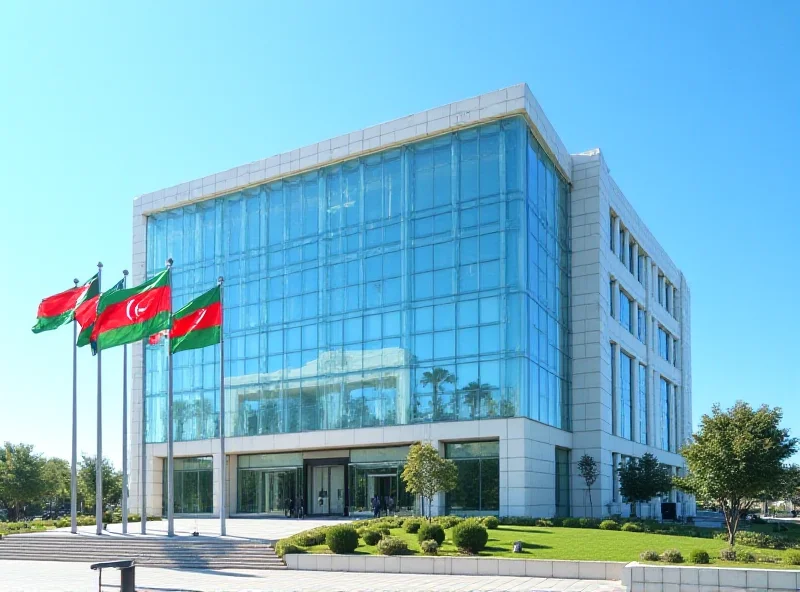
[32,275,98,334]
[91,269,171,352]
[75,277,125,350]
[149,285,221,353]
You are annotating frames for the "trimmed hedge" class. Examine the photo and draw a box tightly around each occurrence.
[621,522,643,532]
[785,551,800,566]
[434,515,463,529]
[418,523,445,545]
[403,519,422,533]
[421,539,439,555]
[640,550,660,561]
[482,516,499,530]
[661,549,683,564]
[689,549,710,564]
[599,520,619,531]
[377,536,409,556]
[325,525,359,554]
[361,529,381,546]
[451,519,489,554]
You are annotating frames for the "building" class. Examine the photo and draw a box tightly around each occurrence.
[128,83,692,520]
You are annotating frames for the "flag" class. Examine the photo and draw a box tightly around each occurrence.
[32,275,98,334]
[170,285,221,354]
[76,277,125,352]
[91,269,171,352]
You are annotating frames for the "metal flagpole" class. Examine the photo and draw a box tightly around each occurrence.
[166,258,175,537]
[140,335,147,535]
[71,278,79,534]
[218,276,226,536]
[96,262,103,535]
[121,270,129,534]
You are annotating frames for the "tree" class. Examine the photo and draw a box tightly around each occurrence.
[675,402,799,545]
[78,455,123,513]
[420,367,456,420]
[617,453,672,518]
[0,443,48,521]
[401,442,458,521]
[41,457,71,511]
[578,454,599,517]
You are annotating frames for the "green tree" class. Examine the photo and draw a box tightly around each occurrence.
[617,453,672,518]
[401,442,458,521]
[78,455,123,514]
[420,367,456,421]
[674,402,799,545]
[578,454,599,517]
[0,443,48,520]
[41,457,71,511]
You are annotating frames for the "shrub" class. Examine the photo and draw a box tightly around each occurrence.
[640,550,660,561]
[451,519,489,554]
[377,536,409,556]
[741,551,756,563]
[719,547,737,562]
[361,529,382,546]
[499,516,537,527]
[736,531,788,550]
[403,519,422,534]
[621,522,643,533]
[785,551,800,566]
[535,519,553,527]
[434,516,463,529]
[661,549,683,563]
[275,542,301,558]
[418,523,445,545]
[689,550,710,564]
[294,527,328,547]
[562,518,581,528]
[482,516,499,530]
[325,525,359,554]
[579,517,599,529]
[421,539,439,555]
[599,520,620,531]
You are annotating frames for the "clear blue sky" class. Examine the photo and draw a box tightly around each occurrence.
[1,1,798,468]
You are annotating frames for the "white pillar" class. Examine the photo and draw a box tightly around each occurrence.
[653,369,661,449]
[670,384,678,452]
[645,256,652,293]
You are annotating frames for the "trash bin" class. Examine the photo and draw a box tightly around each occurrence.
[90,559,135,592]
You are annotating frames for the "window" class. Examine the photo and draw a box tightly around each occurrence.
[620,352,633,440]
[637,308,646,343]
[445,441,500,515]
[637,255,645,285]
[619,291,632,333]
[610,342,617,434]
[555,449,570,517]
[619,229,625,263]
[658,327,669,361]
[628,243,635,274]
[162,456,213,515]
[660,378,671,451]
[612,453,620,502]
[672,338,678,367]
[638,364,647,444]
[610,215,616,252]
[658,274,665,305]
[609,279,615,317]
[665,282,671,313]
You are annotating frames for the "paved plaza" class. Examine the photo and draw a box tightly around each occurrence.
[0,560,624,592]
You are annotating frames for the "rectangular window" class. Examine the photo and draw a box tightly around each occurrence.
[555,448,570,518]
[609,279,615,317]
[672,338,678,367]
[628,243,635,274]
[610,342,617,435]
[610,215,615,252]
[658,274,665,305]
[637,308,646,343]
[658,327,669,360]
[660,377,670,451]
[638,364,647,444]
[665,282,671,313]
[619,291,632,333]
[637,255,645,285]
[620,353,633,440]
[445,441,500,515]
[619,229,625,263]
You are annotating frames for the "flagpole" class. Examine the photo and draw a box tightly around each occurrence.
[166,258,175,537]
[140,335,147,535]
[218,276,226,537]
[96,262,103,535]
[71,278,79,535]
[121,270,129,534]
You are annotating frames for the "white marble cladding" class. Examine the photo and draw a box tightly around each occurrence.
[623,562,800,592]
[132,83,571,222]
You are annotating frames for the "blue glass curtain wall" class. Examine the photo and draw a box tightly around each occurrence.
[144,116,570,443]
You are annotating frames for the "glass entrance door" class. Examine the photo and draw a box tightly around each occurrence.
[308,464,346,515]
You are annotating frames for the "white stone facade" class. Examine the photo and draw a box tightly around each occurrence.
[128,83,691,520]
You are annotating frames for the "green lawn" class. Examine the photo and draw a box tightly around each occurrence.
[303,524,800,569]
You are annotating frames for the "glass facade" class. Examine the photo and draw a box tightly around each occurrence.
[620,352,632,440]
[349,447,414,516]
[619,291,632,332]
[555,448,570,517]
[237,452,303,514]
[445,441,500,515]
[637,308,646,342]
[660,377,670,451]
[143,116,571,443]
[162,456,213,515]
[658,327,669,361]
[638,364,647,444]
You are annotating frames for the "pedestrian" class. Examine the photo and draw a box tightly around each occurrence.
[284,497,290,518]
[298,496,305,519]
[371,495,380,518]
[387,495,394,514]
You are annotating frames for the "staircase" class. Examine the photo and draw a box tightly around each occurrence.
[0,534,285,570]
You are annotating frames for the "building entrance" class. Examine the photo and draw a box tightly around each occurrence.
[308,464,345,515]
[369,474,397,514]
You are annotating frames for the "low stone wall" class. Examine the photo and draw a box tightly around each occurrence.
[622,562,800,592]
[284,554,625,579]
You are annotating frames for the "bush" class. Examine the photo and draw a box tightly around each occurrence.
[689,549,710,564]
[640,550,660,561]
[434,516,463,529]
[294,527,328,547]
[741,551,756,563]
[418,523,445,545]
[579,517,599,529]
[377,536,409,556]
[562,518,581,528]
[535,519,553,527]
[421,539,439,555]
[325,525,359,554]
[621,522,643,533]
[661,549,683,563]
[550,517,564,527]
[361,529,382,546]
[482,516,499,530]
[599,520,620,531]
[275,542,302,558]
[785,551,800,566]
[403,519,422,534]
[736,531,789,550]
[451,519,489,554]
[719,547,737,562]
